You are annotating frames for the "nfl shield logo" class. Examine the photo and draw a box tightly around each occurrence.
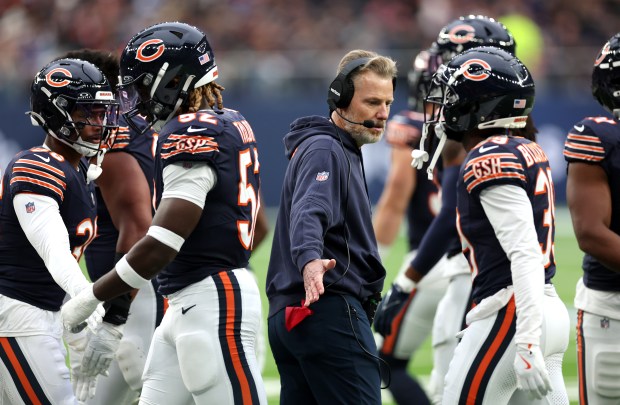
[25,202,35,213]
[601,317,610,329]
[316,171,329,182]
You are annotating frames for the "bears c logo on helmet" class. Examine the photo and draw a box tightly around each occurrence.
[461,59,491,81]
[45,68,72,88]
[594,41,611,67]
[448,24,476,44]
[136,39,165,62]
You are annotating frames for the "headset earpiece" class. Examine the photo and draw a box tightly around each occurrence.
[327,57,372,111]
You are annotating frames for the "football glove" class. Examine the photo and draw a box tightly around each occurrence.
[63,329,98,402]
[373,273,416,337]
[81,322,124,377]
[514,343,552,400]
[61,284,104,333]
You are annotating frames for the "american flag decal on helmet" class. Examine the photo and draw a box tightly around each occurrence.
[316,171,329,181]
[198,53,210,65]
[513,99,526,108]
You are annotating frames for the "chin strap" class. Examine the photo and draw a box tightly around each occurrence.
[425,123,447,180]
[411,122,447,181]
[87,148,107,184]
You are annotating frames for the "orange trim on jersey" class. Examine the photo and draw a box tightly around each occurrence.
[466,297,516,405]
[12,167,66,189]
[163,297,169,314]
[0,337,43,405]
[565,141,604,153]
[563,150,604,162]
[567,134,600,142]
[219,271,253,405]
[15,159,65,177]
[10,176,64,200]
[466,173,526,193]
[381,290,416,355]
[576,310,587,405]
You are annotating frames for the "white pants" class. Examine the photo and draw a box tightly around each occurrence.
[429,269,472,405]
[443,288,569,405]
[576,309,620,405]
[376,250,450,359]
[138,269,266,405]
[86,282,160,405]
[0,334,74,405]
[0,295,75,405]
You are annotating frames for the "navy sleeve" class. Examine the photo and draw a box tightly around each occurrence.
[411,164,460,275]
[290,145,344,271]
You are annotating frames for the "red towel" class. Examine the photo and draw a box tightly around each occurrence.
[285,300,314,331]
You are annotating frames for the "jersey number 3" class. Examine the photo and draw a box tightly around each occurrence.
[238,147,260,250]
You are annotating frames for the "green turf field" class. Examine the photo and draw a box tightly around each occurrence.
[250,206,583,404]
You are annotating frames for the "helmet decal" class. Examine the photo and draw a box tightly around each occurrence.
[136,39,166,62]
[45,68,72,88]
[594,41,611,67]
[448,24,476,44]
[462,59,491,81]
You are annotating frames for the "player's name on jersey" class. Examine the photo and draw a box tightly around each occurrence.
[517,142,548,167]
[233,120,256,144]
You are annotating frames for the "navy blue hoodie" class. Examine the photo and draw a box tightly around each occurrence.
[266,115,386,317]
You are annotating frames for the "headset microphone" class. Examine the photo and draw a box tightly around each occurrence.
[334,109,377,129]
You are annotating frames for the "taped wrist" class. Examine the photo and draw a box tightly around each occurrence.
[102,293,131,325]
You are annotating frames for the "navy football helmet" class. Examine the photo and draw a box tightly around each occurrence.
[118,22,219,133]
[29,58,119,157]
[426,46,534,138]
[435,15,516,63]
[592,33,620,117]
[407,45,443,112]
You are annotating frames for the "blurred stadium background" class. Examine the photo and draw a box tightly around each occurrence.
[4,1,617,403]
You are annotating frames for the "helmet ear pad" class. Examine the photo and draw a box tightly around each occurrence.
[327,57,372,111]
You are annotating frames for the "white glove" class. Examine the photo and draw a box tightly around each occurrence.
[61,284,104,333]
[513,343,552,400]
[81,322,124,377]
[63,329,98,402]
[411,148,429,169]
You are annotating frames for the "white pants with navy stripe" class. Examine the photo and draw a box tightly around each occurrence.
[442,288,569,405]
[139,268,266,405]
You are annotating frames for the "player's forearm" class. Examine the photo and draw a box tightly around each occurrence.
[574,226,620,272]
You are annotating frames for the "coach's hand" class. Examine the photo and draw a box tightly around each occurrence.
[82,322,124,377]
[303,259,336,307]
[373,273,416,337]
[514,343,552,400]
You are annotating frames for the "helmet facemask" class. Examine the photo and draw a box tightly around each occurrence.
[28,58,120,159]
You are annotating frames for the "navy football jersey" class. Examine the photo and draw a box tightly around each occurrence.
[457,135,556,304]
[155,109,260,295]
[0,147,97,311]
[85,117,157,280]
[564,116,620,292]
[385,110,441,250]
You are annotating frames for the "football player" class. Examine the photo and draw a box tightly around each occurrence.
[372,47,447,405]
[565,32,620,405]
[59,49,160,404]
[60,22,267,404]
[0,58,116,404]
[425,46,569,404]
[373,15,517,404]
